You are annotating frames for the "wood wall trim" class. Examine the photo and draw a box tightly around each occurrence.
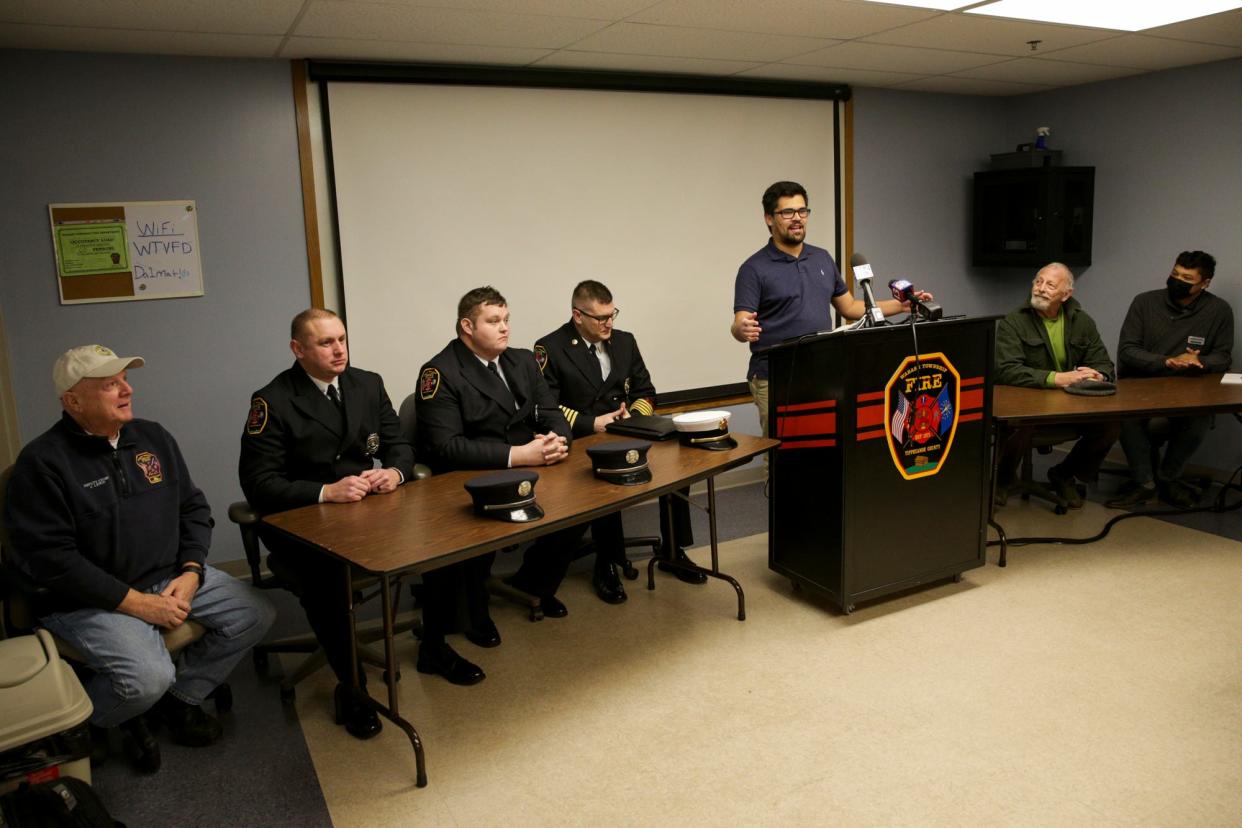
[292,60,325,309]
[843,97,855,292]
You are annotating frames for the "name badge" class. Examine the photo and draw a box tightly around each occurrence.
[1187,335,1205,347]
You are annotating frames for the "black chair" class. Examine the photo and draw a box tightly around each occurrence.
[228,440,431,700]
[1013,426,1082,514]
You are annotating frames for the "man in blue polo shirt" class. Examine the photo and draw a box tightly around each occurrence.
[731,180,928,442]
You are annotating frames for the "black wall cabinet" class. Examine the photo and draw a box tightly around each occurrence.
[972,167,1094,267]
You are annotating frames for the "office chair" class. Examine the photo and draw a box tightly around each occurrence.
[228,444,431,700]
[997,426,1082,514]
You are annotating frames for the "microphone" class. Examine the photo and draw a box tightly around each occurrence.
[849,252,885,327]
[888,278,944,321]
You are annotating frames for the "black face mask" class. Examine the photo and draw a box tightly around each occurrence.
[1166,276,1195,302]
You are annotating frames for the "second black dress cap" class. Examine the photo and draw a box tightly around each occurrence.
[463,469,544,522]
[586,439,653,486]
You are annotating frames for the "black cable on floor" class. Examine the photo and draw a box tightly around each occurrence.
[987,465,1242,548]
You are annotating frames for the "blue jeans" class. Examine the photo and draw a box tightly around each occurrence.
[42,566,275,727]
[1118,416,1213,485]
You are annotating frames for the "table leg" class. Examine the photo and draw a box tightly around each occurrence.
[377,573,427,788]
[645,479,747,621]
[989,421,1010,567]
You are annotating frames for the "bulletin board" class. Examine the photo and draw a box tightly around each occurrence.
[48,200,204,304]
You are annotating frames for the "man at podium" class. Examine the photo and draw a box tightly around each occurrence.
[730,180,926,443]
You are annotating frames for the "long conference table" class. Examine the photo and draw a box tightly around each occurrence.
[262,431,778,787]
[990,374,1242,565]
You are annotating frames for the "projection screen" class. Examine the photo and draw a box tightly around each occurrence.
[323,75,843,404]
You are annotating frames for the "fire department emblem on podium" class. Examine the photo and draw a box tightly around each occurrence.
[884,352,960,480]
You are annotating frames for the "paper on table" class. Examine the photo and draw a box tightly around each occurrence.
[1220,373,1242,385]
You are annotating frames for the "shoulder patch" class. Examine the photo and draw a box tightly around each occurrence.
[533,345,548,373]
[246,397,268,436]
[419,367,441,400]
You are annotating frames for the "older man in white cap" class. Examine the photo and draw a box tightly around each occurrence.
[4,345,274,773]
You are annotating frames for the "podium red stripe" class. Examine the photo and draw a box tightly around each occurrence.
[856,429,887,441]
[856,391,884,402]
[960,376,984,388]
[776,399,837,413]
[776,412,836,437]
[960,388,984,410]
[778,438,837,450]
[958,412,983,423]
[856,405,885,428]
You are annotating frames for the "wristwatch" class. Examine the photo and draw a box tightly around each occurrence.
[180,563,205,587]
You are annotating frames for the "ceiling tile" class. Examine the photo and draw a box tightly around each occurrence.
[532,49,764,75]
[864,13,1118,56]
[891,75,1053,95]
[0,23,282,57]
[566,22,838,61]
[0,0,305,35]
[296,1,611,47]
[1143,8,1242,48]
[738,61,924,86]
[952,56,1145,85]
[344,0,656,17]
[281,36,554,65]
[627,0,940,40]
[1035,34,1242,70]
[787,41,1011,74]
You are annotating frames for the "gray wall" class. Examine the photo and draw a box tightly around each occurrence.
[0,50,312,563]
[854,59,1242,473]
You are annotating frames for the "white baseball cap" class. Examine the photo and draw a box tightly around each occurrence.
[53,345,145,395]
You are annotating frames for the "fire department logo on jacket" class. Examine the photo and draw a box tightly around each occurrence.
[135,451,163,484]
[884,352,959,481]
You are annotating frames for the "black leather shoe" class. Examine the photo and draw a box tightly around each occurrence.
[417,642,486,686]
[333,684,383,740]
[155,693,223,747]
[658,548,709,584]
[1106,482,1156,509]
[1047,464,1084,509]
[118,715,161,774]
[540,595,569,618]
[592,562,628,604]
[89,724,110,768]
[464,619,502,648]
[1158,480,1197,510]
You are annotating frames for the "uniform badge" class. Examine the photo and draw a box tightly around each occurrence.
[534,345,548,373]
[365,433,380,455]
[518,480,532,497]
[625,449,639,464]
[246,397,268,435]
[135,451,163,484]
[419,367,440,400]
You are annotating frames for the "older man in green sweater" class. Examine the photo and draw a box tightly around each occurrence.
[994,263,1121,506]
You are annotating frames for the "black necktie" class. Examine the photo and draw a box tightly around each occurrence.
[587,344,604,382]
[488,361,518,409]
[326,384,345,429]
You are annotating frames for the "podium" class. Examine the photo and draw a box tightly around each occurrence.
[766,316,995,613]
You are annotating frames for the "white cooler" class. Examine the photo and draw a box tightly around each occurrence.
[0,629,93,793]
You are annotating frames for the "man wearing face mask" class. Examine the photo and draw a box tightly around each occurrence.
[994,262,1120,506]
[1110,251,1234,509]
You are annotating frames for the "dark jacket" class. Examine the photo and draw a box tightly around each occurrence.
[533,321,657,438]
[239,362,413,515]
[415,339,571,474]
[995,297,1115,388]
[5,414,212,612]
[1117,288,1234,378]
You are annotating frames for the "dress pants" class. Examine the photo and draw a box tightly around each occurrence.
[420,553,495,642]
[1119,415,1213,484]
[997,422,1121,485]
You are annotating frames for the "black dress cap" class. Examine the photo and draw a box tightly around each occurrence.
[586,439,653,486]
[464,469,544,522]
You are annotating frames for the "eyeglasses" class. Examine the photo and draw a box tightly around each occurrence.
[574,307,620,323]
[772,207,811,220]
